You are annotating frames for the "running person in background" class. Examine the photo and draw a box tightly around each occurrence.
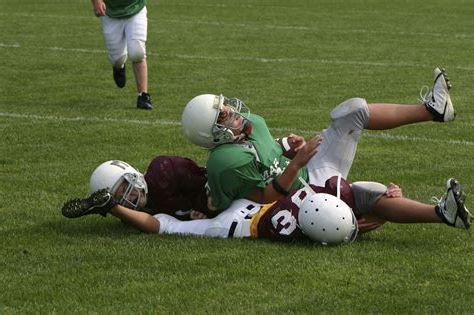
[180,67,457,214]
[92,0,153,109]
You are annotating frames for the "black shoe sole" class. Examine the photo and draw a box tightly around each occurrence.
[449,179,471,229]
[61,190,112,218]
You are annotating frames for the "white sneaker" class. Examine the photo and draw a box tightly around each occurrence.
[420,67,455,122]
[433,178,471,229]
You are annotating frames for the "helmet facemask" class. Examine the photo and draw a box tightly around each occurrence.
[111,172,148,210]
[212,95,252,145]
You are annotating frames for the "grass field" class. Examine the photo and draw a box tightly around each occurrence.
[1,0,473,313]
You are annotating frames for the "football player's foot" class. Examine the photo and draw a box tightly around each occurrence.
[420,67,455,122]
[113,65,126,88]
[61,189,117,218]
[137,92,153,110]
[434,178,471,229]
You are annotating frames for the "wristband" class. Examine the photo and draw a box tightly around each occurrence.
[272,178,289,196]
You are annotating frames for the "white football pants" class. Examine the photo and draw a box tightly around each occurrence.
[100,7,148,67]
[307,97,369,186]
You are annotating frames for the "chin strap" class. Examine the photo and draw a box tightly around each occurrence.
[336,174,342,199]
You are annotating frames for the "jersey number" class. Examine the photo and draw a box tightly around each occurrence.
[271,210,297,236]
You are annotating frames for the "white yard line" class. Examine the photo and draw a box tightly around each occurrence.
[1,11,472,38]
[1,112,473,146]
[2,42,474,71]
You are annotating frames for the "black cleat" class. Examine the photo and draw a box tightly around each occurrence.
[137,92,153,110]
[113,65,126,88]
[61,189,117,218]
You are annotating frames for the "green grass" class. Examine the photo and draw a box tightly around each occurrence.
[1,0,473,313]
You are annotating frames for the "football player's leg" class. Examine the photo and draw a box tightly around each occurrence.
[368,67,455,128]
[126,7,148,93]
[101,16,127,68]
[372,195,440,223]
[353,181,440,223]
[307,98,369,186]
[353,179,471,229]
[355,181,440,223]
[367,103,432,129]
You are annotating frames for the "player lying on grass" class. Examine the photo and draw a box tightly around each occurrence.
[84,156,213,220]
[181,67,459,215]
[61,158,471,245]
[61,66,471,244]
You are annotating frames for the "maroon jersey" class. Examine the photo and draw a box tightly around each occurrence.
[256,177,354,242]
[144,156,210,219]
[256,188,308,242]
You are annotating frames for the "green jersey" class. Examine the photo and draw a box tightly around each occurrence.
[105,0,146,18]
[207,114,309,210]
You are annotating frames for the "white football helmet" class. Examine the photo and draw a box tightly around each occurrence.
[181,94,251,149]
[298,193,358,245]
[89,160,148,209]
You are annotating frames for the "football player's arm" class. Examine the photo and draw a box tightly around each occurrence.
[91,0,106,17]
[110,205,161,233]
[357,216,385,234]
[247,135,322,204]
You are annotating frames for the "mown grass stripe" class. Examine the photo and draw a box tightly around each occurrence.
[2,112,473,146]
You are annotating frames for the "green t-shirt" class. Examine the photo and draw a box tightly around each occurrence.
[207,114,309,210]
[105,0,146,18]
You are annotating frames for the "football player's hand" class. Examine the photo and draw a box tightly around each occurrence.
[291,135,322,168]
[357,216,385,233]
[190,210,207,220]
[207,197,218,212]
[385,183,402,198]
[92,0,106,17]
[287,133,306,152]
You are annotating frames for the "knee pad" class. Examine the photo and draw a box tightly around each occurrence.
[351,181,387,216]
[330,98,369,130]
[128,40,146,62]
[331,98,368,120]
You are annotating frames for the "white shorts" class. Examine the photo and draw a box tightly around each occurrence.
[307,98,369,186]
[101,7,148,66]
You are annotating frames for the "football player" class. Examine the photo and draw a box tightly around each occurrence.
[61,164,471,245]
[91,0,153,109]
[79,157,212,220]
[181,67,456,216]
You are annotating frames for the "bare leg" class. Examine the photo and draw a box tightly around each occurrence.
[373,196,441,223]
[132,59,148,93]
[367,103,433,130]
[110,204,160,233]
